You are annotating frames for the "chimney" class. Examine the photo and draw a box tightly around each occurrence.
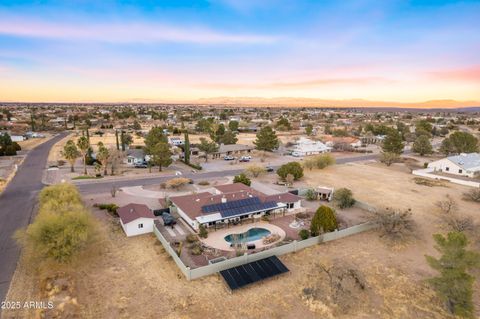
[221,196,227,203]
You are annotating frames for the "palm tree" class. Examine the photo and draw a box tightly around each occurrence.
[61,140,80,172]
[96,142,110,176]
[76,136,90,175]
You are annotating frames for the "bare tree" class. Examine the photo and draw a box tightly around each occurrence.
[436,195,475,232]
[463,188,480,203]
[109,148,124,175]
[369,207,415,241]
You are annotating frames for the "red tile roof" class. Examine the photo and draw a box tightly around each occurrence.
[117,203,154,224]
[264,192,302,203]
[214,183,253,194]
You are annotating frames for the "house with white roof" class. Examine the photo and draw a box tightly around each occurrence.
[291,137,331,157]
[428,153,480,178]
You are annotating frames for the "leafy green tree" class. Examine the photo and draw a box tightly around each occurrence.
[61,140,81,172]
[254,126,279,152]
[426,232,480,318]
[210,123,226,142]
[305,123,313,136]
[217,130,238,145]
[132,120,141,130]
[144,127,168,154]
[121,132,133,150]
[382,129,404,154]
[416,120,433,135]
[440,132,479,155]
[198,137,219,162]
[412,135,433,156]
[310,205,338,236]
[334,188,355,209]
[233,173,251,186]
[151,142,172,171]
[275,117,291,131]
[195,118,213,133]
[76,136,90,175]
[228,120,239,132]
[380,151,399,166]
[277,162,304,180]
[199,224,208,238]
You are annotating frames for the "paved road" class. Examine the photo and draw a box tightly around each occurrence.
[0,132,68,309]
[76,152,383,194]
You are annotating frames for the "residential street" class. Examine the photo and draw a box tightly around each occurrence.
[0,132,68,309]
[76,152,384,194]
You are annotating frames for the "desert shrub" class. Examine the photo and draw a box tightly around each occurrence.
[277,162,304,180]
[186,234,199,243]
[245,165,267,178]
[18,184,97,263]
[463,189,480,203]
[189,241,203,255]
[334,188,355,209]
[299,229,310,240]
[198,224,208,238]
[197,180,210,186]
[296,212,309,219]
[413,177,446,187]
[166,177,191,189]
[305,188,317,201]
[261,215,270,222]
[310,205,337,236]
[315,154,336,169]
[95,203,119,216]
[369,207,415,241]
[233,173,251,186]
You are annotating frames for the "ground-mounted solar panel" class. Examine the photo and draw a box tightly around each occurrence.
[220,256,289,290]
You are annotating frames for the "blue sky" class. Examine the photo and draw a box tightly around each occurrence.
[0,0,479,103]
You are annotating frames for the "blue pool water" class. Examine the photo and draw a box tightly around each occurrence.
[224,228,271,243]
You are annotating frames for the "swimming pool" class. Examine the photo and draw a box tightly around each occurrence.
[224,227,271,243]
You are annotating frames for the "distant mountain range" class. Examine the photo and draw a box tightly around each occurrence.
[191,97,480,109]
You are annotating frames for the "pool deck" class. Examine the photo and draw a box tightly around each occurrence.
[201,222,286,251]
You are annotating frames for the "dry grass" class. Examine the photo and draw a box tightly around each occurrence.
[5,162,480,318]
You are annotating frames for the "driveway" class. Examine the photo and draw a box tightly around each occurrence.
[0,132,68,312]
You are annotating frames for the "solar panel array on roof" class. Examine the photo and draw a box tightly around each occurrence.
[201,197,261,214]
[220,201,279,218]
[220,256,289,290]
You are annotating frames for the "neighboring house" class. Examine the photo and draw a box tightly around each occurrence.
[322,136,362,149]
[291,137,331,157]
[211,144,254,159]
[169,183,302,231]
[428,153,480,178]
[124,149,147,166]
[117,203,156,237]
[360,133,385,145]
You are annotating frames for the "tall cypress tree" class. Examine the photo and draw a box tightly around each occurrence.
[121,131,125,151]
[184,131,190,164]
[115,130,120,150]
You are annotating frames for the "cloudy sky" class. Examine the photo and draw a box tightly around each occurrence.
[0,0,479,103]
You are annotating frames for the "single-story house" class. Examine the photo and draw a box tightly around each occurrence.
[211,144,254,159]
[291,137,331,157]
[322,136,362,149]
[117,203,156,237]
[124,149,147,166]
[428,153,480,178]
[169,183,302,231]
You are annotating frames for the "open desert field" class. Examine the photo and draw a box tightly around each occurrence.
[5,161,479,319]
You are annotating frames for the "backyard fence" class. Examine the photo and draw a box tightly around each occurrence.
[154,221,376,280]
[413,168,480,188]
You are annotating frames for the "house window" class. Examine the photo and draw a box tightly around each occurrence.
[459,169,462,174]
[138,223,143,229]
[445,167,449,171]
[287,203,294,209]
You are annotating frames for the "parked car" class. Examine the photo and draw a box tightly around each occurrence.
[134,162,148,168]
[162,212,177,227]
[266,166,275,172]
[224,155,235,161]
[239,156,251,162]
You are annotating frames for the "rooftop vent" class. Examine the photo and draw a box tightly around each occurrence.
[221,196,227,203]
